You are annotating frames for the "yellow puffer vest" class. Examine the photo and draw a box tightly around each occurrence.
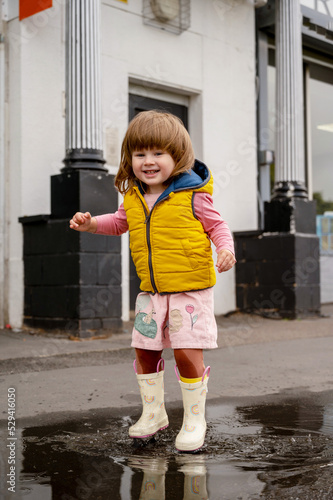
[123,161,216,294]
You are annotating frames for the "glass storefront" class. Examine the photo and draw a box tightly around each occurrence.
[308,66,333,214]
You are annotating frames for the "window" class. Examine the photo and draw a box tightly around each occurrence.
[308,64,333,214]
[317,214,333,253]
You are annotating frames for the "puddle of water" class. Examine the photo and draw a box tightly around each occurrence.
[1,390,333,500]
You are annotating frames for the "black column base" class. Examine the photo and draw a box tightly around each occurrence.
[62,148,107,172]
[234,231,320,319]
[272,180,308,200]
[51,170,116,219]
[264,198,317,234]
[19,169,123,338]
[19,217,122,338]
[234,196,320,319]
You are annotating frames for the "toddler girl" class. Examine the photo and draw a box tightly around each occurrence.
[70,110,235,451]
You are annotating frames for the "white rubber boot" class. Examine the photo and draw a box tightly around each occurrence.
[129,358,169,439]
[175,366,210,452]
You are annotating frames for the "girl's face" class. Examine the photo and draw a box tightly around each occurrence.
[132,148,175,194]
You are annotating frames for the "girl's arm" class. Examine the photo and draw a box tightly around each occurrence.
[70,203,129,236]
[193,192,236,272]
[95,203,129,235]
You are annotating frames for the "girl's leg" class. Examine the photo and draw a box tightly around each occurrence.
[173,348,205,378]
[129,347,168,439]
[135,348,163,374]
[174,348,209,452]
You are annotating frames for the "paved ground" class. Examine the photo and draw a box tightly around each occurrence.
[0,304,332,425]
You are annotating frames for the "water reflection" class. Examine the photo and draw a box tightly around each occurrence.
[176,455,208,500]
[1,390,332,499]
[126,455,208,500]
[127,456,167,500]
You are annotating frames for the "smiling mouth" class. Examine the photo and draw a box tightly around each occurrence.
[143,170,159,174]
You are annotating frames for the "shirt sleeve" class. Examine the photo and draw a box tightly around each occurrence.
[193,192,235,255]
[95,203,129,236]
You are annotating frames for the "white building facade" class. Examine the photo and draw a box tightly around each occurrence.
[1,0,258,330]
[0,0,332,331]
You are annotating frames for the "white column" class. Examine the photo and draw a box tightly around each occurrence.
[63,0,105,170]
[274,0,307,198]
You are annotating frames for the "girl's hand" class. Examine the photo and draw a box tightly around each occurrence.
[216,249,236,273]
[69,212,97,233]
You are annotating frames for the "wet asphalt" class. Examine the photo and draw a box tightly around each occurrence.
[0,304,333,499]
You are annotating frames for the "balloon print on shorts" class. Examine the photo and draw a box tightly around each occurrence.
[185,304,198,330]
[134,293,158,339]
[168,309,183,334]
[163,309,184,336]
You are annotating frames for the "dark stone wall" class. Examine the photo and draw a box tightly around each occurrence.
[20,171,122,337]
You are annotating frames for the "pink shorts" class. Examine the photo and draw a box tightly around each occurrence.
[131,288,218,351]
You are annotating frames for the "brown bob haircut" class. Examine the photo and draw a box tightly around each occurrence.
[114,110,195,194]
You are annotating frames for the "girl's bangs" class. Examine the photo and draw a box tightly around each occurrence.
[127,115,179,154]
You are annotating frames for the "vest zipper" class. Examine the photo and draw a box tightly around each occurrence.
[139,198,158,293]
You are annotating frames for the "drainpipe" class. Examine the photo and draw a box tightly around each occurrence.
[0,27,6,328]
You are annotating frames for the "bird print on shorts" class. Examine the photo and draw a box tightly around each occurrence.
[134,293,158,339]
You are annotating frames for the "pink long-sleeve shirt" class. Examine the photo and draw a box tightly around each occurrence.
[95,192,235,256]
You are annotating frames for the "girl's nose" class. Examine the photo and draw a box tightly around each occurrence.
[144,154,155,165]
